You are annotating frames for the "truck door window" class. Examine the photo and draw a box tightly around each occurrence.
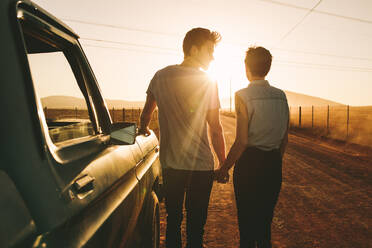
[28,51,94,144]
[20,24,98,145]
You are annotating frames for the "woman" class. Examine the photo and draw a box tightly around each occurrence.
[216,46,289,248]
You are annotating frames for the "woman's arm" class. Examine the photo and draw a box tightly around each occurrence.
[216,94,249,182]
[280,108,290,157]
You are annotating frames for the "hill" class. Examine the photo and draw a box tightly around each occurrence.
[42,90,343,110]
[221,90,343,109]
[41,95,144,109]
[284,91,342,107]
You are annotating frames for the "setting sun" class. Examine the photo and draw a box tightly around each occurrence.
[206,42,248,102]
[207,43,243,82]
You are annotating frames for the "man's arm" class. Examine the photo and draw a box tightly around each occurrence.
[139,92,157,135]
[219,94,249,173]
[206,108,226,166]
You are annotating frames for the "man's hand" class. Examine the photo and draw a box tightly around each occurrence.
[214,166,229,184]
[140,92,156,137]
[138,126,151,136]
[207,108,226,170]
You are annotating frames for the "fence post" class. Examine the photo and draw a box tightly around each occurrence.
[75,107,78,119]
[112,107,115,123]
[122,108,126,122]
[327,105,330,134]
[312,105,314,128]
[44,107,48,119]
[299,106,301,128]
[346,105,350,139]
[138,108,141,125]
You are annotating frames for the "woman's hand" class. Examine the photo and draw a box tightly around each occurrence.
[215,166,230,184]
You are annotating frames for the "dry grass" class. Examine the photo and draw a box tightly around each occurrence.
[221,106,372,148]
[289,105,372,147]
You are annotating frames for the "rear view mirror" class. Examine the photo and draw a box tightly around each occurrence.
[109,122,137,145]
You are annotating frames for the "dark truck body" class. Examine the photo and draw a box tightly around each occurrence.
[0,0,161,247]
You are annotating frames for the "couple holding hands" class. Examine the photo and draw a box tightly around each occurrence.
[140,27,289,248]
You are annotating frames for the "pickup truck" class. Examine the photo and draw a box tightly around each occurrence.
[0,0,161,247]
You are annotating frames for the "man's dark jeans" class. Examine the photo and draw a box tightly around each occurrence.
[233,147,282,248]
[163,168,214,248]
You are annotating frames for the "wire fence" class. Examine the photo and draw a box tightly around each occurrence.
[289,105,372,147]
[44,106,372,148]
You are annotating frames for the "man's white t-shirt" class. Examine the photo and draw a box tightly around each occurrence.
[147,65,220,171]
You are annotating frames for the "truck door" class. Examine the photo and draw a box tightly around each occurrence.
[14,4,144,247]
[0,170,36,248]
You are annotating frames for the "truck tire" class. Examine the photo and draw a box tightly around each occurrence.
[142,191,160,248]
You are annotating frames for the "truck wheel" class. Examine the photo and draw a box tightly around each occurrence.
[151,197,160,248]
[143,191,160,248]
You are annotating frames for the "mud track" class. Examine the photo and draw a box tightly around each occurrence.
[159,115,371,248]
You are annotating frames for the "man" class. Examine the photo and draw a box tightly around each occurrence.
[216,46,289,248]
[139,27,226,248]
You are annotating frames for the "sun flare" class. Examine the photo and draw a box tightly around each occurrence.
[206,43,247,102]
[206,43,245,86]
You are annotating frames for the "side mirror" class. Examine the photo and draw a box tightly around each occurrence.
[109,122,137,145]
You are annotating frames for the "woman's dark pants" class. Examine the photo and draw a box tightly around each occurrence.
[233,147,282,248]
[163,168,214,248]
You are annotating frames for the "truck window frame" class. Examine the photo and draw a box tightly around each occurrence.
[16,7,110,164]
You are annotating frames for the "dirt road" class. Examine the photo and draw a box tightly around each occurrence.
[159,115,372,248]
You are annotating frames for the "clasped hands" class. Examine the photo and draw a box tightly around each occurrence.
[214,164,230,184]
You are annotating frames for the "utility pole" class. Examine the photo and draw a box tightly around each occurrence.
[327,105,330,134]
[229,77,232,112]
[346,105,350,139]
[312,105,314,128]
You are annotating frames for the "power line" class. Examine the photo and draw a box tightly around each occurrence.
[82,43,180,56]
[81,37,372,71]
[276,0,322,45]
[275,63,371,72]
[64,15,372,41]
[62,18,181,37]
[313,23,372,38]
[64,17,372,61]
[81,37,178,52]
[273,48,372,62]
[83,36,372,62]
[275,59,372,72]
[81,41,372,72]
[258,0,372,24]
[226,40,372,62]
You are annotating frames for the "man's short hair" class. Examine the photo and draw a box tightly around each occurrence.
[183,27,221,57]
[245,46,272,77]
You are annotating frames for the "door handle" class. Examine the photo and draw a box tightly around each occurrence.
[73,175,95,195]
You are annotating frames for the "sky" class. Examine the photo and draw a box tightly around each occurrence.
[31,0,372,106]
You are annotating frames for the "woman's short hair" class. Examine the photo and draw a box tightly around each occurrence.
[245,46,272,77]
[183,28,221,56]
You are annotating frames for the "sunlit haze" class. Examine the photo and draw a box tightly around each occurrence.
[32,0,372,106]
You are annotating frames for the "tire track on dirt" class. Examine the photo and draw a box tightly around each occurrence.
[275,130,371,247]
